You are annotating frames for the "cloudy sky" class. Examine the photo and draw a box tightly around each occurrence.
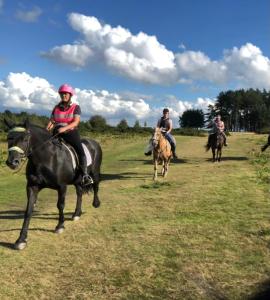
[0,0,269,126]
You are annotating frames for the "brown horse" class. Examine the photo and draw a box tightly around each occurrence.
[206,131,225,162]
[152,127,172,180]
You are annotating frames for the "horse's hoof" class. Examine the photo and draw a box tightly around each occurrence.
[14,241,27,250]
[92,200,100,208]
[73,216,80,221]
[55,227,65,234]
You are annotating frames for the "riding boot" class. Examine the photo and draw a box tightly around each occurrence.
[171,144,178,159]
[223,133,228,146]
[80,157,93,186]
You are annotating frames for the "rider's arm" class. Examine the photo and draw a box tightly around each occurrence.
[166,120,173,134]
[220,121,225,131]
[46,120,54,131]
[58,116,80,133]
[46,107,55,131]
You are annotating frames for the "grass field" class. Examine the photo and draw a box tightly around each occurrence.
[0,133,270,299]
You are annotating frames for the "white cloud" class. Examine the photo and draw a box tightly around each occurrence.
[0,72,151,123]
[223,43,270,89]
[15,6,42,23]
[41,44,93,68]
[43,13,177,84]
[42,13,270,90]
[0,72,56,110]
[175,51,227,83]
[0,72,215,126]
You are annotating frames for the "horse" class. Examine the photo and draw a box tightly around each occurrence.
[152,127,172,180]
[4,119,102,250]
[205,131,225,162]
[261,134,270,152]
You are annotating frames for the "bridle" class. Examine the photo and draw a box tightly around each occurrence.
[7,127,60,161]
[7,127,31,160]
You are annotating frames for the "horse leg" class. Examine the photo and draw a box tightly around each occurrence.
[211,147,215,162]
[92,177,100,208]
[55,185,67,234]
[72,185,83,221]
[15,185,39,250]
[161,160,165,176]
[163,160,169,177]
[218,147,222,162]
[153,159,158,180]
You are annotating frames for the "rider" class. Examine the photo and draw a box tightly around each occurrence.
[206,114,228,147]
[145,108,178,158]
[46,84,93,186]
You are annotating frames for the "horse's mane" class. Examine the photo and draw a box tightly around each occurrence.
[29,123,51,138]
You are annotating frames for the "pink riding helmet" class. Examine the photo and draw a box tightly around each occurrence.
[58,84,74,96]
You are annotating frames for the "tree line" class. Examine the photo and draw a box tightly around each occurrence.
[180,89,270,133]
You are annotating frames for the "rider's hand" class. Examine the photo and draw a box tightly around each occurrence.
[58,127,67,134]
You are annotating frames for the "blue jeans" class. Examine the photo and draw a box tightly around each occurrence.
[164,133,176,151]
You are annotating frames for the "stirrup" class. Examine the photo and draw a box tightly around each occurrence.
[82,174,93,186]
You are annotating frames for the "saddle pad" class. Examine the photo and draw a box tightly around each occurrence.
[82,143,92,166]
[61,142,92,169]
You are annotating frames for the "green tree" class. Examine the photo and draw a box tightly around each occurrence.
[88,115,107,131]
[179,109,205,128]
[117,119,129,132]
[133,120,140,129]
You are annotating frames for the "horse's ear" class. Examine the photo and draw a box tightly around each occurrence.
[3,118,15,129]
[24,118,30,129]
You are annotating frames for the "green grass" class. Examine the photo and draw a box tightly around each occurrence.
[0,133,270,299]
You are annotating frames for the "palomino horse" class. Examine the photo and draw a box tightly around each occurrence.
[152,127,172,180]
[206,131,225,162]
[4,119,102,250]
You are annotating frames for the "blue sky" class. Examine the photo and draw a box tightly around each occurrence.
[0,0,269,126]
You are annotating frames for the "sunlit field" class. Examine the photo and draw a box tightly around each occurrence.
[0,132,270,299]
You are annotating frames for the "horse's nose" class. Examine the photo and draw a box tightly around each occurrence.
[13,159,20,166]
[6,158,20,169]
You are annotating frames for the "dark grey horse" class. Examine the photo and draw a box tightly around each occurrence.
[205,132,225,162]
[4,119,102,250]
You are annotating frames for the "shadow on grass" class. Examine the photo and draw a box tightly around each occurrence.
[0,210,77,221]
[248,279,270,300]
[206,156,248,162]
[102,172,147,181]
[0,241,15,249]
[0,210,24,219]
[119,158,188,164]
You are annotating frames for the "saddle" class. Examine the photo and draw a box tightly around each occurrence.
[52,137,92,170]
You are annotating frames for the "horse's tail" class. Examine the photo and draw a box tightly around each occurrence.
[261,135,270,152]
[261,143,269,152]
[205,144,211,152]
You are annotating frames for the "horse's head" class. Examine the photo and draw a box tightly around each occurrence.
[4,119,31,170]
[152,127,163,148]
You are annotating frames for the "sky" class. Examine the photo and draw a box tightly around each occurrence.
[0,0,269,126]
